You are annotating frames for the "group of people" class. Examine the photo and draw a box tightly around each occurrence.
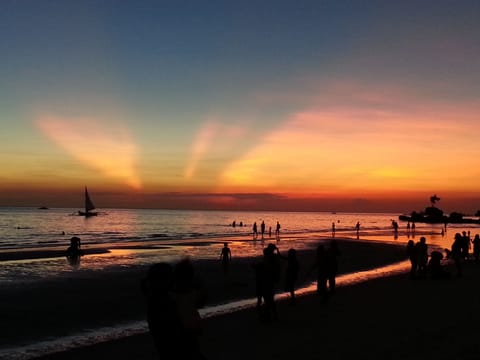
[406,231,480,280]
[143,238,342,358]
[406,236,450,279]
[252,220,281,240]
[406,237,429,279]
[447,231,480,277]
[252,239,341,322]
[141,257,207,360]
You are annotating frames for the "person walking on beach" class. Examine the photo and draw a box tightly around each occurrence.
[219,242,232,274]
[326,239,341,294]
[406,240,417,279]
[472,234,480,262]
[172,258,208,359]
[280,248,299,305]
[253,244,281,321]
[415,237,428,278]
[261,221,266,239]
[141,262,188,360]
[275,221,281,238]
[253,222,258,239]
[310,244,329,303]
[452,233,464,277]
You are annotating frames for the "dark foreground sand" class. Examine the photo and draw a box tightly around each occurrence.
[8,239,480,360]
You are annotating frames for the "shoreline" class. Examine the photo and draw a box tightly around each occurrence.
[1,239,407,356]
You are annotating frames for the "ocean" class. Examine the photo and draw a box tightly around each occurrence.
[1,207,479,283]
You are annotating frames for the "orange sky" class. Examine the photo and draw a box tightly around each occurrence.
[2,1,480,213]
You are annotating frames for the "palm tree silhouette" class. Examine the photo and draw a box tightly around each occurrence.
[430,194,441,207]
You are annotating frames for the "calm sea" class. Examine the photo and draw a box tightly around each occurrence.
[1,207,479,283]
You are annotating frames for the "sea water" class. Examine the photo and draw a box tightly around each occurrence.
[1,207,479,283]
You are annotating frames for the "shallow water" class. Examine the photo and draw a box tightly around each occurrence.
[1,208,478,283]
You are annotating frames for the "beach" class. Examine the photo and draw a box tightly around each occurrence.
[30,253,480,360]
[5,236,476,359]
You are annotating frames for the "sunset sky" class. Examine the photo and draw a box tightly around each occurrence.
[1,1,480,213]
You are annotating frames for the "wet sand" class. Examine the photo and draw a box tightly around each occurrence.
[8,238,475,359]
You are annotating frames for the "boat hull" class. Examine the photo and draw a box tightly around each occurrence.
[78,211,98,217]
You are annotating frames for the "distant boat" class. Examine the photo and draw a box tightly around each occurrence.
[38,206,49,210]
[78,187,98,217]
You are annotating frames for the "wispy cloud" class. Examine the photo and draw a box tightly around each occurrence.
[35,114,142,189]
[184,119,249,179]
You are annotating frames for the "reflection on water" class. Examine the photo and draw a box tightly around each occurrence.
[0,259,411,360]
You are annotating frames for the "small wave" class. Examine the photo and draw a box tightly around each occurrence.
[189,233,204,238]
[149,233,169,238]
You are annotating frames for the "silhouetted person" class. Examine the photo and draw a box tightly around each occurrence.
[253,244,280,321]
[261,221,266,239]
[415,237,428,278]
[331,222,336,237]
[232,220,236,228]
[141,262,186,360]
[355,221,360,236]
[269,226,272,238]
[310,244,329,304]
[461,231,470,260]
[253,222,258,239]
[172,258,207,359]
[66,236,83,262]
[280,248,299,305]
[219,242,232,274]
[472,234,480,262]
[392,220,399,236]
[428,251,450,279]
[326,239,341,294]
[452,233,464,277]
[406,240,417,279]
[275,221,281,238]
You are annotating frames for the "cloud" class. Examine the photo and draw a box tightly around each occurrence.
[184,119,249,179]
[218,79,480,194]
[35,114,142,189]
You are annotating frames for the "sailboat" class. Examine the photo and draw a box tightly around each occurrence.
[78,186,98,217]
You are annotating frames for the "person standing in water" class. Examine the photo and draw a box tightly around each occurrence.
[219,242,232,273]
